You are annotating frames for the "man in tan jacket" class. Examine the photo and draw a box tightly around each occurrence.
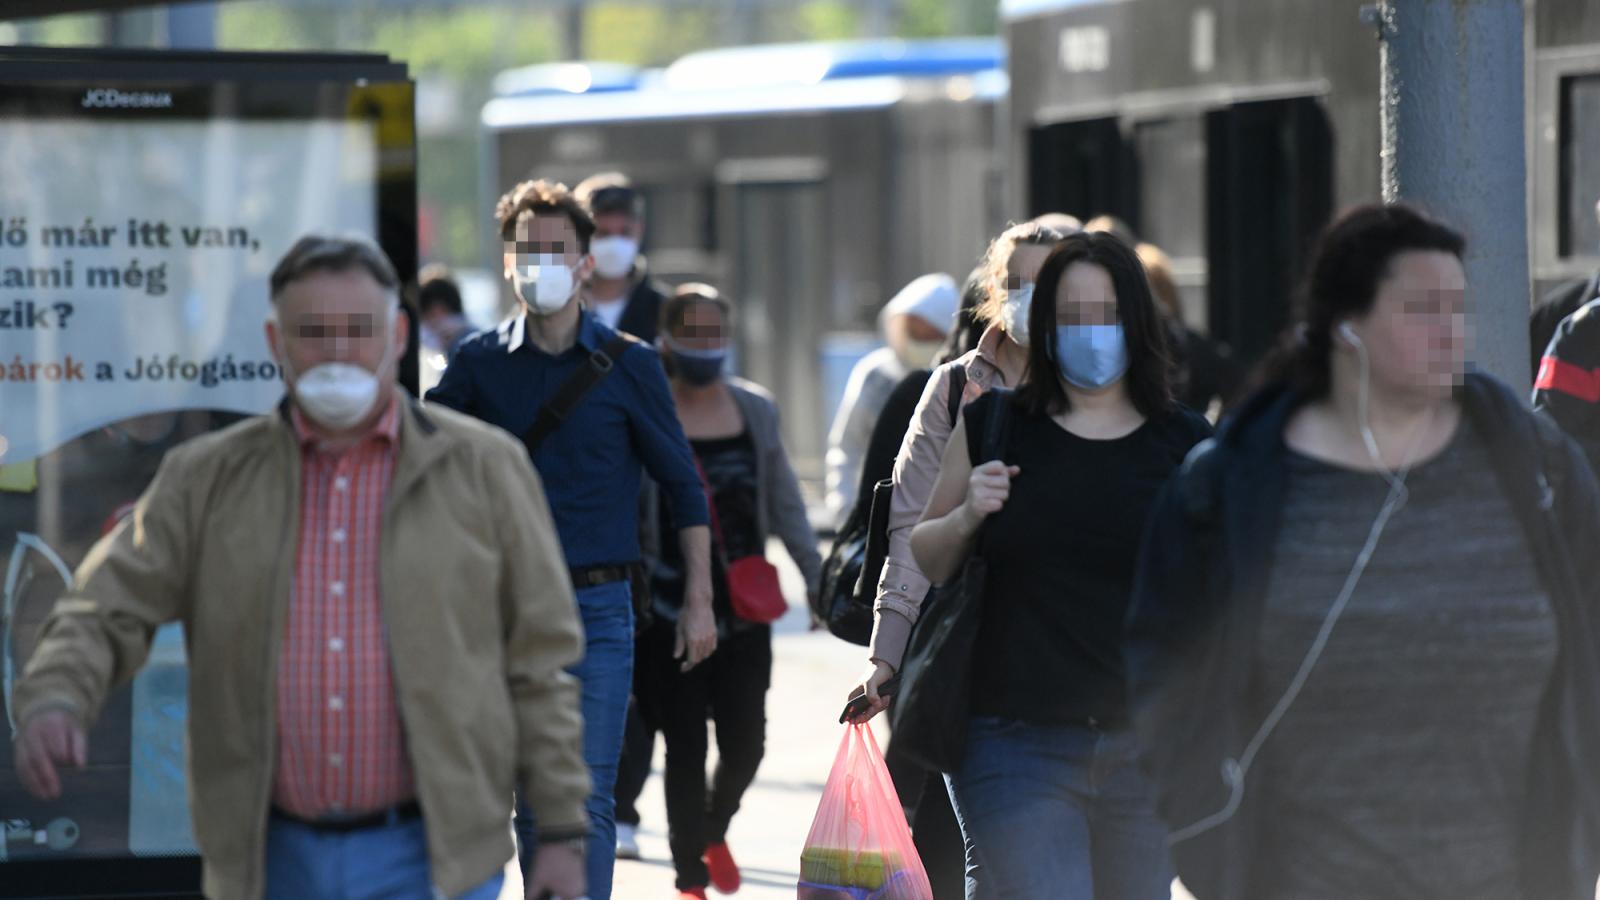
[11,235,590,900]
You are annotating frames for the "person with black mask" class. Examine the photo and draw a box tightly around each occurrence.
[635,284,822,900]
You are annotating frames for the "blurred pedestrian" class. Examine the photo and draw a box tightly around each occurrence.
[576,172,670,343]
[13,235,591,900]
[1083,214,1138,247]
[1129,203,1600,900]
[825,273,960,525]
[415,263,472,358]
[634,285,822,900]
[1135,241,1244,417]
[1532,197,1600,470]
[426,180,714,900]
[909,232,1208,899]
[1528,196,1600,378]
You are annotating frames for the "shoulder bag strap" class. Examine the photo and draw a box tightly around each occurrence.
[522,333,635,452]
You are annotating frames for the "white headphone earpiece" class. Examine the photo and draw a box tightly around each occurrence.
[1339,321,1362,347]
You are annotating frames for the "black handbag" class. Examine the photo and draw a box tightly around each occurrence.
[888,388,1012,773]
[815,367,969,646]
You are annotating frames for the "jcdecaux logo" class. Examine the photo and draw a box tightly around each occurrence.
[81,88,174,109]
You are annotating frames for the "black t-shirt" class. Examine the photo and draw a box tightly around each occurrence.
[962,392,1212,725]
[653,430,759,631]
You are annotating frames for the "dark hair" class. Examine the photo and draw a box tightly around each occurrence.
[495,178,596,252]
[576,171,644,219]
[1256,202,1466,400]
[660,282,732,336]
[270,234,400,303]
[1015,232,1175,418]
[936,265,989,366]
[416,263,462,316]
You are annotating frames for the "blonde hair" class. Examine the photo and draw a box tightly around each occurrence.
[1135,242,1182,320]
[974,221,1067,328]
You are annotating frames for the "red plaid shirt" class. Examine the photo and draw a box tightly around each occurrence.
[272,394,416,818]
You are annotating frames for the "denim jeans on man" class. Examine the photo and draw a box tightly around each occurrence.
[265,814,503,900]
[944,717,1173,900]
[516,579,635,900]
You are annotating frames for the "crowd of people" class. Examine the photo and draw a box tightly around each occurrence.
[9,165,1600,900]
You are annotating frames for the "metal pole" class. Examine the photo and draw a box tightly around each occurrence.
[165,4,217,50]
[1375,0,1531,392]
[561,0,583,60]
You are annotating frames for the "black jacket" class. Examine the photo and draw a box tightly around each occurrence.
[1530,271,1600,377]
[1126,371,1600,900]
[616,272,669,344]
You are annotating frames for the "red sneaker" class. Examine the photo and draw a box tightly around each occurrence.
[677,889,708,900]
[703,841,742,894]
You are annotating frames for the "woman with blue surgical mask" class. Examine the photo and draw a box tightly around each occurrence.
[908,232,1211,900]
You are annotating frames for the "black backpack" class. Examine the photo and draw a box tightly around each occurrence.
[815,365,967,644]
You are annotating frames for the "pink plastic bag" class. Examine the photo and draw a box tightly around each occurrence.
[798,724,933,900]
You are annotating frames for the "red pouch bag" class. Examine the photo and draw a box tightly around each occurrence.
[698,459,788,624]
[727,555,787,624]
[798,724,932,900]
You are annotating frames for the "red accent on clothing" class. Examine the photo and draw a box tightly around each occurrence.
[273,395,414,818]
[1535,356,1600,404]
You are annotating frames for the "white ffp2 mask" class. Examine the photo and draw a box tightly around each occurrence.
[589,236,639,280]
[511,253,578,314]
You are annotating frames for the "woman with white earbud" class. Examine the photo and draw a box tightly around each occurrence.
[1127,203,1600,900]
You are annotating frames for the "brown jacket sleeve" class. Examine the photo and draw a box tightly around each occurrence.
[487,437,591,837]
[12,449,195,728]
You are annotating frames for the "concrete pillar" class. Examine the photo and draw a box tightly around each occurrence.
[1375,0,1531,392]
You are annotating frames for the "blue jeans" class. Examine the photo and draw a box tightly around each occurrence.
[944,717,1173,900]
[264,815,503,900]
[515,579,635,900]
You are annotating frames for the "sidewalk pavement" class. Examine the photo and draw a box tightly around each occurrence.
[500,548,884,900]
[497,545,1196,900]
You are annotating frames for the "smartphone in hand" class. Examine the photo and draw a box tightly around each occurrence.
[839,673,901,723]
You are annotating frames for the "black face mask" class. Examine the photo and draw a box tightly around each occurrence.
[670,350,726,386]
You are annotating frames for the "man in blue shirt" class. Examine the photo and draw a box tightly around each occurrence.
[426,179,714,900]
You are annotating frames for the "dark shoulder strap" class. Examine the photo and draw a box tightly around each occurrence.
[523,333,635,452]
[946,364,968,427]
[977,387,1012,463]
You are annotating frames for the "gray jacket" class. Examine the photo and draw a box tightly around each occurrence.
[640,378,823,610]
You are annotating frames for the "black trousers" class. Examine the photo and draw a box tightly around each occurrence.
[635,618,772,890]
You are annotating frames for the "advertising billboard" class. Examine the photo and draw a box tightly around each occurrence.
[0,51,416,897]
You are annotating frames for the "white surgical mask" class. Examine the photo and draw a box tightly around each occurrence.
[1001,284,1035,346]
[510,253,578,314]
[589,236,639,280]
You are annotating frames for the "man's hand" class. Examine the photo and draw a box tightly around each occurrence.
[525,841,586,900]
[675,587,718,672]
[14,709,88,801]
